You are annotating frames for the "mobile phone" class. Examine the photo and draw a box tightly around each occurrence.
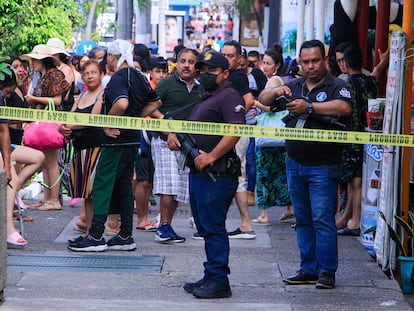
[270,96,290,112]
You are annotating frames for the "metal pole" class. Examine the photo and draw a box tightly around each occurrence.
[0,170,7,304]
[374,0,391,96]
[400,0,414,255]
[267,0,281,48]
[315,0,326,43]
[296,0,306,56]
[158,0,167,57]
[305,0,315,40]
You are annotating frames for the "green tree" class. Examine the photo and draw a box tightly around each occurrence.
[0,0,81,56]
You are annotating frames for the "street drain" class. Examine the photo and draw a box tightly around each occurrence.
[7,253,164,274]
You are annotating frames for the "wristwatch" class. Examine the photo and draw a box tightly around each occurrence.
[306,102,314,115]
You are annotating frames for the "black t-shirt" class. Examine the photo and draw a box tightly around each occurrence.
[285,74,353,166]
[102,67,159,146]
[229,68,250,97]
[250,67,267,97]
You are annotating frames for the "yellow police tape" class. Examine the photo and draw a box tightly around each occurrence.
[1,106,413,147]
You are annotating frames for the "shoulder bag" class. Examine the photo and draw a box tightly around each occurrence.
[255,110,289,147]
[23,98,65,150]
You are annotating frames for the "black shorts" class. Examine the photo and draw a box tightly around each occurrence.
[135,152,154,182]
[341,145,363,183]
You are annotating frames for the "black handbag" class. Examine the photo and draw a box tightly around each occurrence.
[71,127,103,150]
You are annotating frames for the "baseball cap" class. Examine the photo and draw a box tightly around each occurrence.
[196,51,229,70]
[150,57,167,70]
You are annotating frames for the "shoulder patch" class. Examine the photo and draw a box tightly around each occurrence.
[234,104,245,112]
[339,87,352,98]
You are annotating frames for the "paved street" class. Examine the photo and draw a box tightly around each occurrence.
[2,196,413,310]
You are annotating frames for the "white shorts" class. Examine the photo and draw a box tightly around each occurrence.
[235,136,249,193]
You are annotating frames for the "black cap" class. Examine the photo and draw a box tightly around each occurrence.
[196,51,229,70]
[150,58,167,70]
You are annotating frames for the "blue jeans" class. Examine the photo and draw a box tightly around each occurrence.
[246,137,256,192]
[189,172,238,285]
[286,158,340,276]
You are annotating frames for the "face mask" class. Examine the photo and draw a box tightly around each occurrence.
[200,72,219,92]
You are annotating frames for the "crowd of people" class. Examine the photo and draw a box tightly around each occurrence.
[0,31,389,298]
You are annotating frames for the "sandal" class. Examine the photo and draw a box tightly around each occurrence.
[12,212,33,222]
[27,200,44,210]
[252,216,271,226]
[7,231,27,248]
[73,224,87,233]
[105,226,120,236]
[70,198,83,207]
[136,221,157,232]
[35,200,62,211]
[15,197,28,209]
[279,212,295,222]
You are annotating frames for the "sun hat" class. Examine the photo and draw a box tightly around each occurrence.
[21,44,60,67]
[46,38,70,56]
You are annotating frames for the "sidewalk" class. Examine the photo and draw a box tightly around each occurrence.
[2,196,413,311]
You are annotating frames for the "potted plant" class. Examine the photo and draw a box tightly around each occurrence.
[0,62,12,81]
[378,210,414,294]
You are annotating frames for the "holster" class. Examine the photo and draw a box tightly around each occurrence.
[196,152,241,177]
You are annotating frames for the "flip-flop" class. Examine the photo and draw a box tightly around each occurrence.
[136,221,157,232]
[337,228,360,236]
[35,201,62,211]
[73,224,87,233]
[26,201,44,210]
[15,197,28,209]
[70,198,83,207]
[7,231,28,248]
[12,212,33,222]
[279,212,295,222]
[252,217,271,226]
[105,226,120,236]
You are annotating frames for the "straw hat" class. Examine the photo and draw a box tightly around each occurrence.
[46,38,70,56]
[21,44,60,67]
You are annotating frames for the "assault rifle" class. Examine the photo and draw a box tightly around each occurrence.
[164,93,216,182]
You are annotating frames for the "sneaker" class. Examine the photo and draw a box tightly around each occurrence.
[188,216,197,229]
[106,234,137,251]
[282,270,318,285]
[192,281,232,299]
[67,235,107,252]
[183,279,206,293]
[154,222,186,243]
[316,272,335,289]
[228,228,256,240]
[192,232,204,240]
[68,235,84,247]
